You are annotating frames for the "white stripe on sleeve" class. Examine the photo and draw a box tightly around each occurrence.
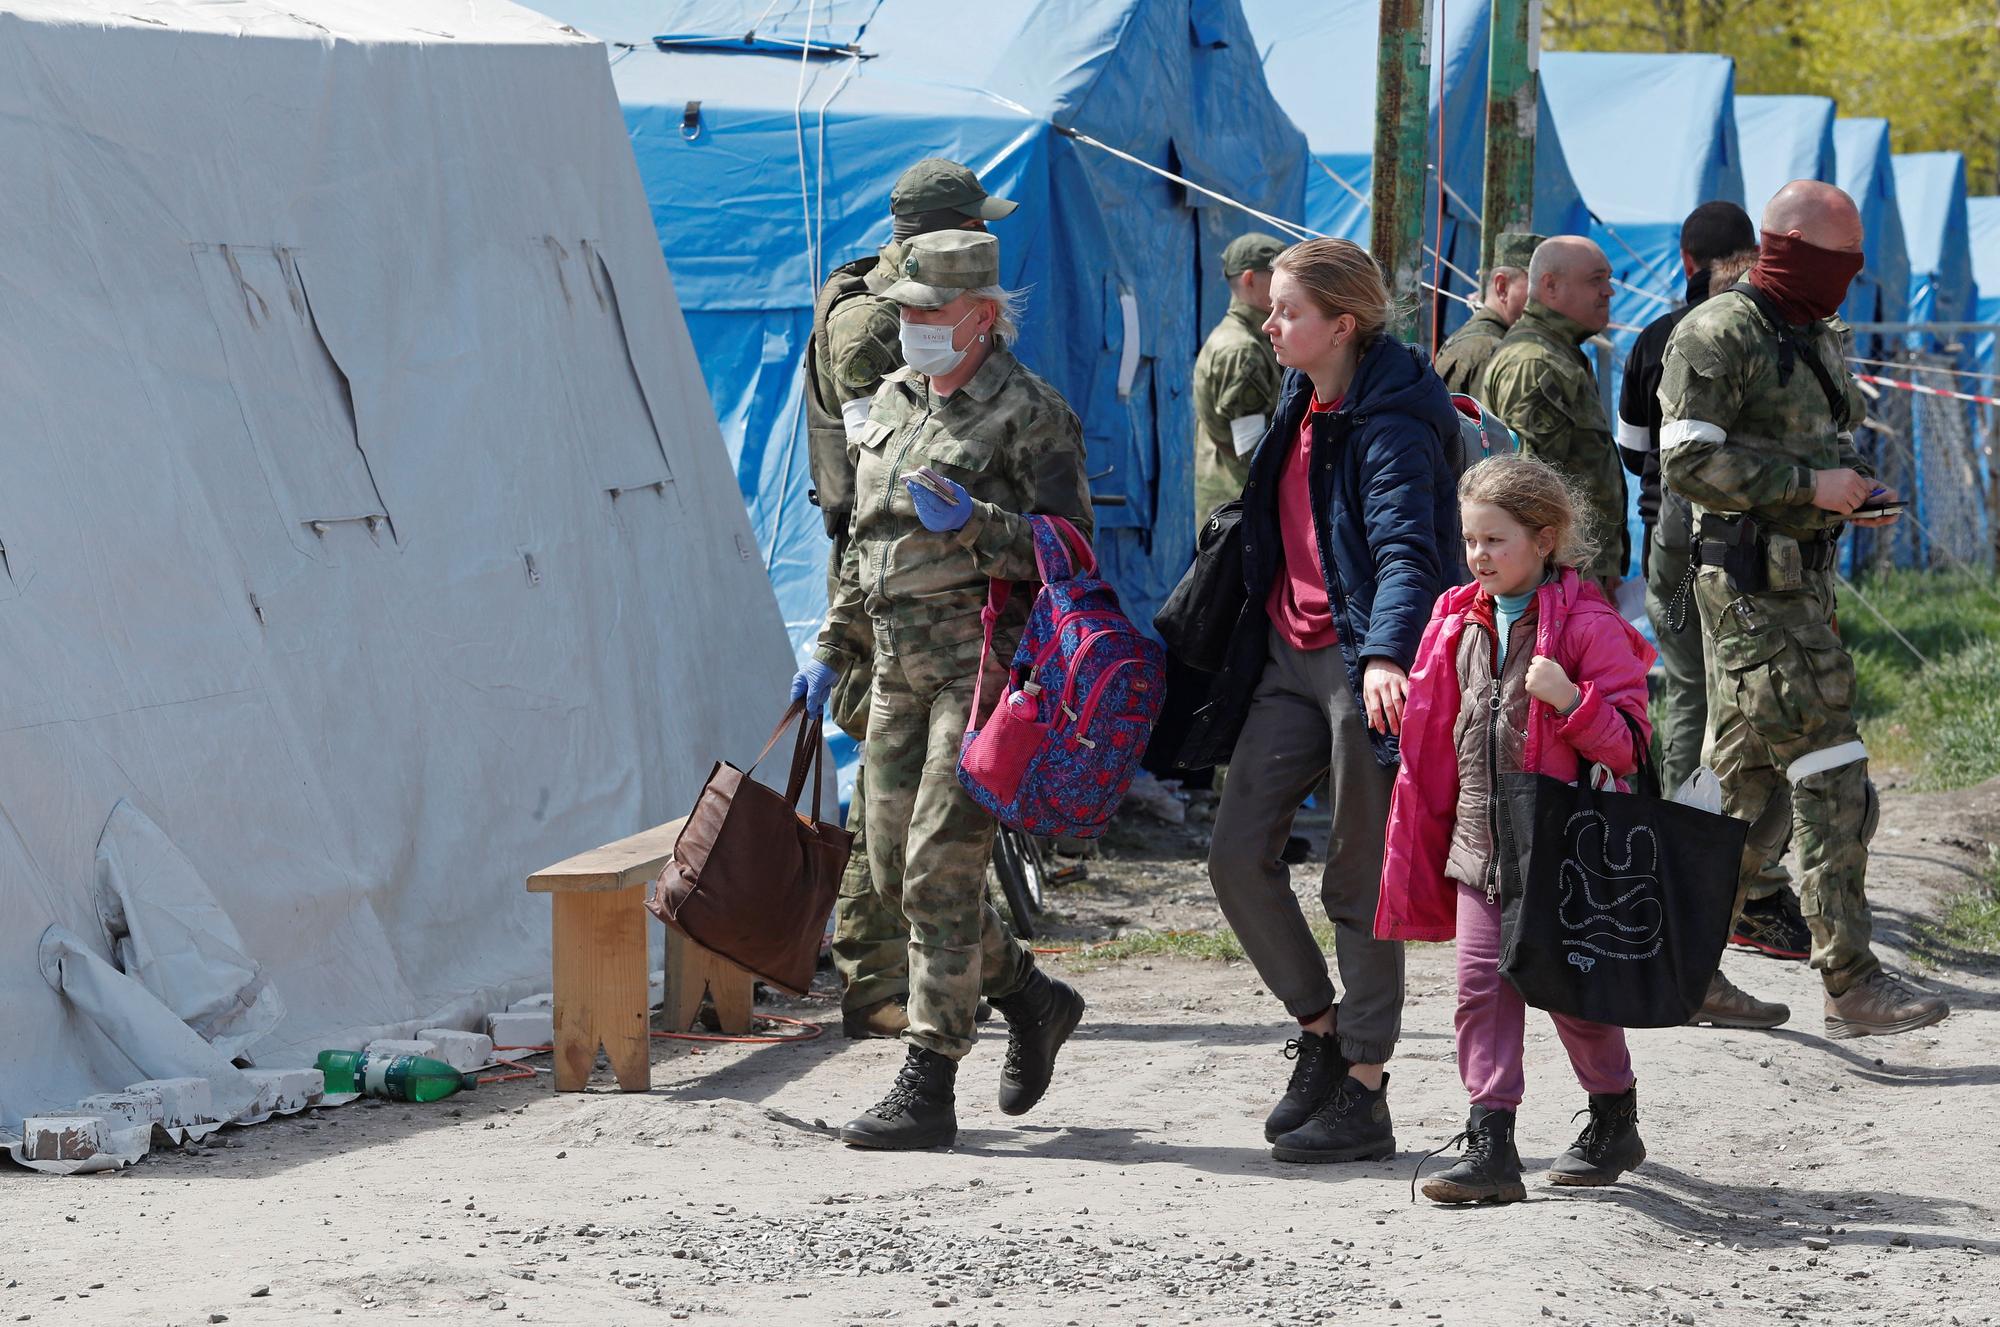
[1228,414,1268,458]
[1614,417,1654,455]
[1659,419,1726,451]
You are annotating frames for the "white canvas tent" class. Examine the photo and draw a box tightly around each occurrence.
[0,0,797,1132]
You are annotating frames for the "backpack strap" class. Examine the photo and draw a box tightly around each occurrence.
[1726,282,1852,431]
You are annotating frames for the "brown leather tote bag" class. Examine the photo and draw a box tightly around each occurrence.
[646,701,853,995]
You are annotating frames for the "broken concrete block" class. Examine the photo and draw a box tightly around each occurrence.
[487,1009,554,1048]
[128,1077,214,1130]
[241,1068,325,1117]
[507,991,554,1011]
[21,1114,109,1162]
[417,1029,494,1073]
[363,1038,440,1061]
[77,1091,165,1131]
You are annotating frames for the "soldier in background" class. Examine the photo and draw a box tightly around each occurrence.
[1433,231,1543,399]
[1192,231,1286,525]
[802,159,1017,1041]
[1613,203,1810,1021]
[1482,237,1629,599]
[1660,179,1949,1039]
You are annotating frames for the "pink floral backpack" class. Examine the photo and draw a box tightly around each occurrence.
[958,516,1166,838]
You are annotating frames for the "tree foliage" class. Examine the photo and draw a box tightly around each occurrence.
[1543,1,2000,193]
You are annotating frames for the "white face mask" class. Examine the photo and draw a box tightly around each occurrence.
[899,307,979,377]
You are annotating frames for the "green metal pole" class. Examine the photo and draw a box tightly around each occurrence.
[1480,0,1539,277]
[1370,0,1431,341]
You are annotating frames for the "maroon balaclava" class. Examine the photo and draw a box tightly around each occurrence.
[1747,230,1865,324]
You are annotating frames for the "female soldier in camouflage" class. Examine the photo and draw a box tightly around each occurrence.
[791,229,1094,1150]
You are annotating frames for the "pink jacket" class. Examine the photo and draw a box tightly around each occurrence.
[1374,567,1657,942]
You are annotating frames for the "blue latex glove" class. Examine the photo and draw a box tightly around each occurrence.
[790,660,838,715]
[905,471,974,532]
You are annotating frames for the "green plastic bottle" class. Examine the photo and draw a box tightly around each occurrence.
[315,1050,477,1103]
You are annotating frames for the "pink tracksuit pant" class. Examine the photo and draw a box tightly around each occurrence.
[1455,882,1635,1110]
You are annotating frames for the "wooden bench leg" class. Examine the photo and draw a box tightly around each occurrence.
[663,929,757,1035]
[550,883,650,1092]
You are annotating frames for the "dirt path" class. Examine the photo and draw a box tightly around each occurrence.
[4,783,1996,1327]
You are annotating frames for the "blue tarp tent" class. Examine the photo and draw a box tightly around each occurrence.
[1967,197,2000,386]
[1734,94,1835,220]
[539,0,1307,701]
[1242,0,1588,331]
[1895,152,1978,332]
[1539,51,1743,574]
[1891,151,1985,565]
[1834,118,1910,330]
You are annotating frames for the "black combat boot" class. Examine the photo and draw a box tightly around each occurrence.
[990,969,1085,1116]
[838,1045,958,1151]
[1270,1073,1396,1164]
[1264,1030,1347,1142]
[1414,1106,1526,1205]
[1547,1087,1646,1186]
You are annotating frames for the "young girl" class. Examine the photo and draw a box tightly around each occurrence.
[1376,455,1657,1204]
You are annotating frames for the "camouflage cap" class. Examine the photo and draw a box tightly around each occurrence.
[1222,231,1288,277]
[1492,231,1545,272]
[890,158,1017,222]
[881,230,1000,308]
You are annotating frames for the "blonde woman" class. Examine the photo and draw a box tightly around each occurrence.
[1204,238,1461,1164]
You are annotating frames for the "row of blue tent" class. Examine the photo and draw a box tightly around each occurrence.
[536,0,1995,690]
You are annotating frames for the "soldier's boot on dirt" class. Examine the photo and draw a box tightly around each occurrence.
[841,998,911,1041]
[992,970,1085,1116]
[1687,969,1790,1029]
[1730,887,1812,961]
[1824,969,1950,1040]
[1548,1088,1646,1186]
[1263,1030,1347,1142]
[1270,1073,1395,1164]
[1417,1105,1526,1205]
[838,1046,957,1151]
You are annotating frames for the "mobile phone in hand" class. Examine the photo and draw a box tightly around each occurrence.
[907,466,956,500]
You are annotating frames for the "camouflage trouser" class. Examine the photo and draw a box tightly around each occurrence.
[1697,567,1881,992]
[829,764,913,1012]
[866,628,1034,1059]
[1648,530,1791,902]
[1194,435,1250,534]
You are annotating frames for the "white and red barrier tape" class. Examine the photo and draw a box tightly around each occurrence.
[1854,374,2000,408]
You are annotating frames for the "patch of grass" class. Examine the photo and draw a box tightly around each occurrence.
[1839,569,2000,790]
[1059,919,1337,965]
[1912,854,2000,969]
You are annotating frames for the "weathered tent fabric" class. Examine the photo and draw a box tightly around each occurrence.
[1834,118,1911,330]
[1895,152,1978,332]
[545,0,1308,721]
[1734,94,1835,220]
[1241,0,1589,330]
[1967,197,2000,388]
[0,0,797,1130]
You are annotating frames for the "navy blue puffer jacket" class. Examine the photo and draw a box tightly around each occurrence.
[1238,334,1463,766]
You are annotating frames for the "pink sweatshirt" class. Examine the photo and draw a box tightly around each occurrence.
[1374,566,1657,943]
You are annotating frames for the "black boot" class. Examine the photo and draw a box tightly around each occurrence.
[838,1046,957,1151]
[1271,1073,1396,1164]
[990,969,1085,1116]
[1547,1087,1645,1186]
[1263,1030,1347,1142]
[1414,1106,1526,1205]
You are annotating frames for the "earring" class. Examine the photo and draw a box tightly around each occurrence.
[977,333,988,343]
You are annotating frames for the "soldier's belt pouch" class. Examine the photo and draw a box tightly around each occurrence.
[1763,534,1805,594]
[1697,513,1766,594]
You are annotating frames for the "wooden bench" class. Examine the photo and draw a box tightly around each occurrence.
[526,816,756,1092]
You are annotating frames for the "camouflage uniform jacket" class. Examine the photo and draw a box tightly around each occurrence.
[1192,299,1282,517]
[1431,305,1509,399]
[1483,301,1630,580]
[804,243,906,536]
[1657,289,1870,543]
[813,344,1094,670]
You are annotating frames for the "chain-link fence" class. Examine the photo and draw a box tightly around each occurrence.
[1850,347,1995,576]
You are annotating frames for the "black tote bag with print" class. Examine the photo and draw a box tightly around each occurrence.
[1495,715,1747,1028]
